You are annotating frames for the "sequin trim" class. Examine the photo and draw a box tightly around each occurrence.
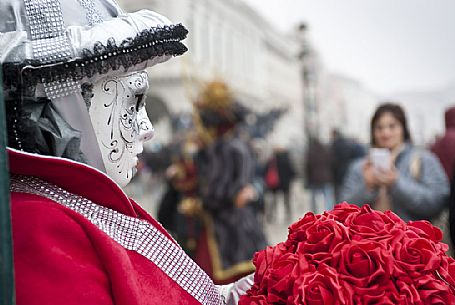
[24,0,72,64]
[31,36,72,64]
[77,0,103,26]
[24,0,77,99]
[43,79,81,99]
[10,174,223,305]
[24,0,65,40]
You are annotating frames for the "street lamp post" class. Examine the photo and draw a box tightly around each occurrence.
[298,22,318,142]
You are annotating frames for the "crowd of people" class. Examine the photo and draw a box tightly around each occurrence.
[2,0,455,304]
[302,129,365,213]
[153,100,455,268]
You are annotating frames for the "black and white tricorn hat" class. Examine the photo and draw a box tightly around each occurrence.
[0,0,187,169]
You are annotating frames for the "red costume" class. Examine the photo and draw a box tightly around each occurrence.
[431,106,455,183]
[2,1,253,303]
[9,148,222,305]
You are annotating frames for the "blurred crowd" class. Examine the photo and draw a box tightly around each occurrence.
[129,84,455,269]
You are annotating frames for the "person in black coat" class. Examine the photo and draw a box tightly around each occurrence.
[330,129,366,203]
[265,148,296,222]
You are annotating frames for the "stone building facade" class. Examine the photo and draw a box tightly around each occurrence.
[118,0,304,147]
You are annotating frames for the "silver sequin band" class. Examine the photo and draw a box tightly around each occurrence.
[24,0,65,40]
[24,0,79,99]
[24,0,71,63]
[31,35,72,64]
[10,174,223,305]
[77,0,103,26]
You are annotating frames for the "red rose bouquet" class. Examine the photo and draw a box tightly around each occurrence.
[239,203,455,305]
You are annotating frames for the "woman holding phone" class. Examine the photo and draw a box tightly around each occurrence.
[341,103,449,221]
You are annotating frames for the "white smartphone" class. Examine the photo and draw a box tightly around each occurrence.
[369,148,391,171]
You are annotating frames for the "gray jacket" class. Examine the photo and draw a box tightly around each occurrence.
[340,144,449,221]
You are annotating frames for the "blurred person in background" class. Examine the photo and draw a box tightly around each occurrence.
[241,137,267,225]
[304,136,334,213]
[330,128,366,203]
[430,105,455,250]
[431,105,455,183]
[157,135,203,258]
[341,103,449,221]
[193,81,267,284]
[449,167,455,251]
[264,147,296,222]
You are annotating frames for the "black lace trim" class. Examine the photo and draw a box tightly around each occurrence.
[2,23,188,89]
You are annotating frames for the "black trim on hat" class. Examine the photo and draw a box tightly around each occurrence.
[2,24,188,89]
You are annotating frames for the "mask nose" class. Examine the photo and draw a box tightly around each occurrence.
[138,120,155,143]
[137,108,155,143]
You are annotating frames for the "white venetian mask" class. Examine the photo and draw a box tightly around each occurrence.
[88,70,154,187]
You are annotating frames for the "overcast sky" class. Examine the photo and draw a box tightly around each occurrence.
[243,0,455,96]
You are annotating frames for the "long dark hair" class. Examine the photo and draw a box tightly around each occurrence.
[370,103,411,147]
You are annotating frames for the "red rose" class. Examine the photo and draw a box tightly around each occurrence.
[293,264,350,305]
[266,253,300,303]
[333,240,393,288]
[253,243,288,291]
[293,218,350,265]
[252,250,267,283]
[288,212,322,233]
[300,218,350,253]
[395,279,422,305]
[345,205,405,245]
[406,220,449,254]
[437,256,455,289]
[326,202,361,224]
[415,275,455,305]
[393,237,442,277]
[353,293,397,305]
[407,220,442,242]
[238,294,268,305]
[352,284,401,305]
[286,213,322,247]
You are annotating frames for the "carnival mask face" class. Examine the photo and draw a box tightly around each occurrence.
[89,71,154,187]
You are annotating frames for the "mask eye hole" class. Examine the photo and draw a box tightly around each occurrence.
[135,94,145,111]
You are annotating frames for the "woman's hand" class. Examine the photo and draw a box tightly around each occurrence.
[376,167,399,188]
[235,185,257,208]
[363,160,379,190]
[363,159,399,190]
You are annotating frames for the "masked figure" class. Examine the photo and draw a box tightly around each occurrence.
[193,81,268,285]
[158,134,204,258]
[1,1,251,304]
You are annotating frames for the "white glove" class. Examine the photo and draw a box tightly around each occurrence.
[217,273,254,305]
